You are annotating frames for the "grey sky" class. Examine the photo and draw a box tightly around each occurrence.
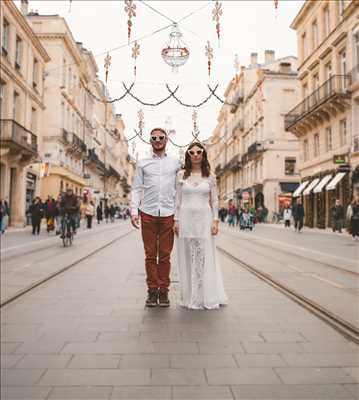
[20,0,304,157]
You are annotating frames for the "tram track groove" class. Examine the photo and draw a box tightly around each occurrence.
[221,228,359,277]
[1,229,134,308]
[217,246,359,345]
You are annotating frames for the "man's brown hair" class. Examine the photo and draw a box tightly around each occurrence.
[150,127,167,136]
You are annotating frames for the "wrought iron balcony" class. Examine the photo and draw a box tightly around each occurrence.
[0,119,38,155]
[71,133,87,154]
[214,164,223,176]
[284,75,351,132]
[247,141,264,160]
[108,165,121,180]
[86,148,106,173]
[227,154,242,171]
[230,90,244,113]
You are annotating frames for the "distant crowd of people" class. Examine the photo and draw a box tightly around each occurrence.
[25,189,130,236]
[217,197,359,240]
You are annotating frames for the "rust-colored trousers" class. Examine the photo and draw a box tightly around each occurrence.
[140,211,174,290]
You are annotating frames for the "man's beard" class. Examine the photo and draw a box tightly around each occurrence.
[152,143,166,152]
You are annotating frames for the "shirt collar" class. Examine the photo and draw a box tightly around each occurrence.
[152,151,167,159]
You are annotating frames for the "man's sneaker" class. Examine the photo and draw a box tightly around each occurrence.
[158,289,170,307]
[145,289,158,307]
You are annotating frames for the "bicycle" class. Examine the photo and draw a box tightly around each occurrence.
[61,213,74,247]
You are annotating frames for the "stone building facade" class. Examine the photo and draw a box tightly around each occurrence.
[0,0,50,226]
[209,51,301,218]
[285,0,359,228]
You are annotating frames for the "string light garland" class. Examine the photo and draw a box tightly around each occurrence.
[124,0,137,43]
[104,53,111,84]
[131,41,140,78]
[212,1,223,47]
[205,41,214,80]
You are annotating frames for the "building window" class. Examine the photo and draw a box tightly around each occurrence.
[0,80,6,118]
[325,127,333,152]
[325,62,332,80]
[2,18,10,56]
[15,35,22,71]
[303,139,309,161]
[339,49,347,89]
[354,31,359,80]
[31,107,37,134]
[285,158,296,175]
[32,58,39,89]
[312,20,319,50]
[13,91,19,121]
[302,32,307,60]
[340,118,347,146]
[314,133,320,157]
[323,6,330,37]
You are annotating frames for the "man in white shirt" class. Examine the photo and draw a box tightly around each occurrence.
[131,128,182,307]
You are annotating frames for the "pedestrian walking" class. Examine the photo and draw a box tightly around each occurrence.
[0,198,10,234]
[54,194,62,235]
[110,204,116,223]
[331,199,344,233]
[104,204,110,223]
[96,204,103,224]
[227,200,237,227]
[347,199,359,240]
[29,197,44,235]
[130,127,182,307]
[85,201,95,229]
[283,204,292,228]
[292,198,305,232]
[44,195,57,233]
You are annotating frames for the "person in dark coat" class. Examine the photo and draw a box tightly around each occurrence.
[44,195,57,232]
[104,204,110,223]
[110,204,116,222]
[29,197,44,235]
[331,199,344,233]
[347,199,359,240]
[0,198,10,234]
[96,204,103,224]
[292,198,305,233]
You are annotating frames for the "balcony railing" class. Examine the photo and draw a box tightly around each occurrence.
[71,133,87,154]
[86,148,106,173]
[227,154,242,171]
[0,119,38,154]
[108,165,121,180]
[247,141,264,159]
[284,75,351,131]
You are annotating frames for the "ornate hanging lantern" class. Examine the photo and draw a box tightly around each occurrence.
[104,53,111,84]
[274,0,279,16]
[205,41,214,79]
[132,41,140,79]
[161,23,190,73]
[212,1,223,47]
[192,110,199,134]
[124,0,136,44]
[234,54,240,81]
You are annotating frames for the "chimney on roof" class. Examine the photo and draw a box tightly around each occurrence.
[250,53,258,67]
[279,62,292,74]
[20,0,29,16]
[264,50,275,64]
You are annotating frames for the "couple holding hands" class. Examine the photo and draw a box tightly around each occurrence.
[130,128,227,310]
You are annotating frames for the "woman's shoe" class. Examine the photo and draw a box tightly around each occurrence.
[145,289,158,307]
[158,289,170,307]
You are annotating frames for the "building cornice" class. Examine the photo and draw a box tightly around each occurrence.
[4,1,50,62]
[290,0,316,30]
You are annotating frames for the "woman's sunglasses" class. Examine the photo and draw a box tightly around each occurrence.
[151,135,166,142]
[188,149,204,156]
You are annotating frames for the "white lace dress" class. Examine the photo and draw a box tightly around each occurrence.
[174,171,228,310]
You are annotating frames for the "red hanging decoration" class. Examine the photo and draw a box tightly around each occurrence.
[132,41,140,78]
[104,53,111,84]
[274,0,279,17]
[212,1,223,47]
[205,41,214,80]
[124,0,136,44]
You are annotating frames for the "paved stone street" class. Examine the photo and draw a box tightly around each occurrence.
[1,224,358,399]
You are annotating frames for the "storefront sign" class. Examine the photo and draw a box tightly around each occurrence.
[333,154,347,165]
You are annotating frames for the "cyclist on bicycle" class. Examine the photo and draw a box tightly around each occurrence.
[59,188,79,238]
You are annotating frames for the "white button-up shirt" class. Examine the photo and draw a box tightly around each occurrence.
[130,152,182,217]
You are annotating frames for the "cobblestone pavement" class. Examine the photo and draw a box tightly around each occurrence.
[1,227,358,399]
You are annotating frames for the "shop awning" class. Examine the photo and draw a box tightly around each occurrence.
[303,178,320,195]
[313,174,333,193]
[293,181,309,197]
[280,182,300,193]
[326,172,346,191]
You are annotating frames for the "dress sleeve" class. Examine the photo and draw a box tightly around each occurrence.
[174,170,184,222]
[209,175,219,222]
[130,162,144,217]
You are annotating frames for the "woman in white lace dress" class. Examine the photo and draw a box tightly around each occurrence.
[173,142,228,310]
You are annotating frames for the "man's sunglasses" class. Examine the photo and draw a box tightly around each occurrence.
[188,149,204,156]
[151,135,166,142]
